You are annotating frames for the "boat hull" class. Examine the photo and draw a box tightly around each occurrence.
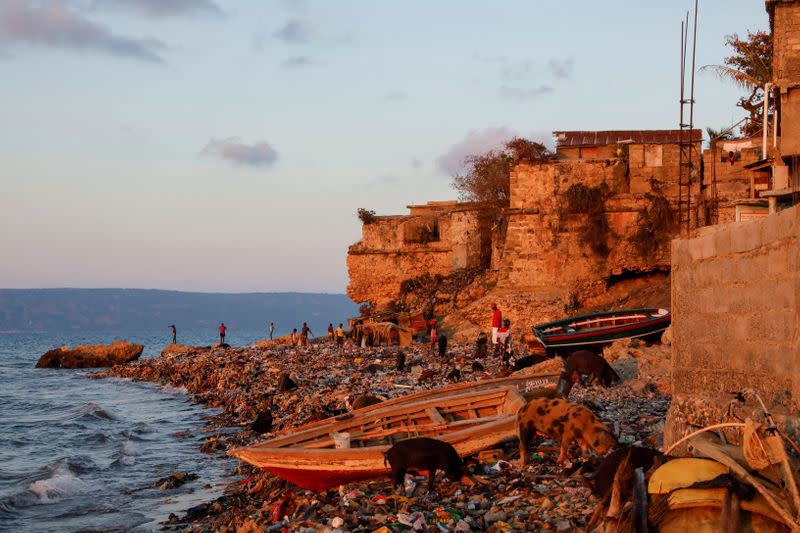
[234,417,519,492]
[230,376,559,492]
[532,308,671,352]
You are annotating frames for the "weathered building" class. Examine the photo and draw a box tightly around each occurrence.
[499,130,702,300]
[702,137,771,224]
[348,130,703,318]
[346,201,492,308]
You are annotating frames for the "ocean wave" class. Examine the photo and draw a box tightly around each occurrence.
[5,461,91,508]
[69,401,121,422]
[111,439,142,467]
[159,384,188,395]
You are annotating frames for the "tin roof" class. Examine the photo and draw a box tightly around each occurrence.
[554,129,702,148]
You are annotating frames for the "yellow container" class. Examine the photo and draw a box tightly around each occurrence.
[478,449,504,463]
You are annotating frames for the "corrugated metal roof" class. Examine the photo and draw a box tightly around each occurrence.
[554,129,702,148]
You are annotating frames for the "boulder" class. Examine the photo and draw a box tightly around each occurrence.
[36,341,144,369]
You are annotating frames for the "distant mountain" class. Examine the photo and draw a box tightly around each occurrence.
[0,289,358,335]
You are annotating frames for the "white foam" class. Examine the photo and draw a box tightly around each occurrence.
[121,440,142,457]
[28,464,89,504]
[159,384,188,395]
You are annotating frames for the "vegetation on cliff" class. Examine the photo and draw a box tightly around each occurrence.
[561,183,611,257]
[702,30,772,136]
[451,137,554,210]
[631,191,676,257]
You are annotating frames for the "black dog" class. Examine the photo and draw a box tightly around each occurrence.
[384,437,467,491]
[512,354,550,371]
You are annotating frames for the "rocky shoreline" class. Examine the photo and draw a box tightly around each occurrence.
[94,338,671,532]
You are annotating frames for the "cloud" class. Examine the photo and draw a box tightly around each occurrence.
[273,18,313,44]
[0,0,165,62]
[280,54,316,69]
[500,59,536,82]
[499,85,553,102]
[548,57,574,80]
[385,90,407,102]
[411,158,423,170]
[200,138,279,168]
[93,0,223,17]
[436,127,517,176]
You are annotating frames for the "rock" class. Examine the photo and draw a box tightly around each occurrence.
[36,341,143,368]
[483,510,508,523]
[660,325,673,345]
[155,471,198,490]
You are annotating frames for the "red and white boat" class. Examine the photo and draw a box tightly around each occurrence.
[229,375,557,492]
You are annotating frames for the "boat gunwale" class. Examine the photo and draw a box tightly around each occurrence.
[236,386,525,451]
[532,308,671,343]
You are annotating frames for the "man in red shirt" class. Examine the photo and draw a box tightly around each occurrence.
[490,303,502,345]
[219,322,227,345]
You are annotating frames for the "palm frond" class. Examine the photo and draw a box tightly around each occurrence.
[700,64,763,90]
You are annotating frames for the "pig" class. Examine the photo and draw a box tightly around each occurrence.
[349,394,383,410]
[474,332,488,359]
[592,446,664,498]
[384,437,467,491]
[251,409,273,434]
[563,350,620,388]
[471,360,485,372]
[251,397,274,434]
[516,398,617,466]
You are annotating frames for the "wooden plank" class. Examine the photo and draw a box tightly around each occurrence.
[426,407,446,424]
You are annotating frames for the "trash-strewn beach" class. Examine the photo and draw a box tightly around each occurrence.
[94,337,671,532]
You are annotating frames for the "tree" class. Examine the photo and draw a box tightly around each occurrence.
[451,137,553,209]
[702,31,772,137]
[705,126,734,149]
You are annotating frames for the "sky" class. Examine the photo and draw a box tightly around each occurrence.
[0,0,769,294]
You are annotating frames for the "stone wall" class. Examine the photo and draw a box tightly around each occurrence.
[347,204,491,306]
[501,159,676,302]
[665,206,800,449]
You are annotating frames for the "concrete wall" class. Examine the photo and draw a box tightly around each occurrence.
[665,206,800,448]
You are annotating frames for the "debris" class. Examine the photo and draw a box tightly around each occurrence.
[98,339,673,531]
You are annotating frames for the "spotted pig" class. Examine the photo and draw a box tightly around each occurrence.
[516,398,617,466]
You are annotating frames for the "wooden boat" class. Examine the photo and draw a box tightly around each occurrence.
[532,308,671,353]
[229,378,556,492]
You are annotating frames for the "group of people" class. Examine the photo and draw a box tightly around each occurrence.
[168,303,513,358]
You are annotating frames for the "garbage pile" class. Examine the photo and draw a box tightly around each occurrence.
[95,337,672,532]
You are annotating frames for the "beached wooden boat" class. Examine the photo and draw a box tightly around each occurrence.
[532,308,671,353]
[230,380,554,492]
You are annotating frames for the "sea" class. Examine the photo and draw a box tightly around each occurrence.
[0,329,268,533]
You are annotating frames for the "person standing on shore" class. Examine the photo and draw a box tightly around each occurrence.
[490,303,502,345]
[429,322,437,353]
[327,323,334,342]
[269,322,275,340]
[290,328,298,346]
[335,323,345,348]
[300,322,313,347]
[169,324,176,344]
[219,322,227,345]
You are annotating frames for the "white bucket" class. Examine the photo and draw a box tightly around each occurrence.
[332,432,351,449]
